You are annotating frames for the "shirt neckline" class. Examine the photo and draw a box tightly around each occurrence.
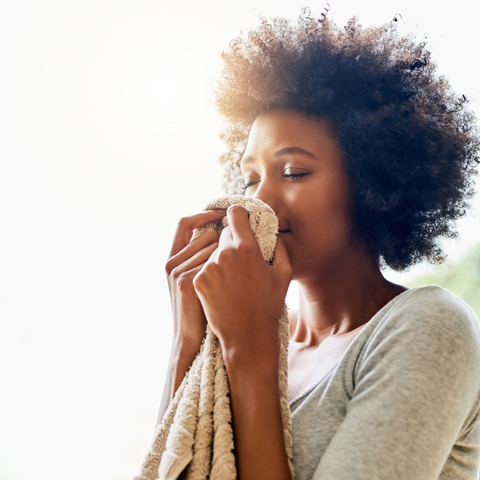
[288,286,419,408]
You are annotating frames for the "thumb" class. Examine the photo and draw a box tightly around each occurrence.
[272,236,293,281]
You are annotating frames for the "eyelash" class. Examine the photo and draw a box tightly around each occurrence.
[284,172,309,179]
[242,172,310,190]
[242,181,258,190]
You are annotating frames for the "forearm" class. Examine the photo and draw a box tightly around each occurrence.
[156,341,199,425]
[225,346,292,480]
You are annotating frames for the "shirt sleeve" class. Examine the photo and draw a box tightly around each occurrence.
[312,287,480,480]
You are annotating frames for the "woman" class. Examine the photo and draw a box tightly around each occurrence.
[160,14,480,480]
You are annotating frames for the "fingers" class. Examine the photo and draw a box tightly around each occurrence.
[218,225,233,250]
[176,241,219,275]
[171,261,206,295]
[225,205,255,243]
[167,242,218,294]
[217,205,257,255]
[169,210,225,257]
[166,228,219,275]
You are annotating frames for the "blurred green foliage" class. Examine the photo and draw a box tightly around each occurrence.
[409,243,480,319]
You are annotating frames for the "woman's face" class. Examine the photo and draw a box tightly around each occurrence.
[241,108,358,281]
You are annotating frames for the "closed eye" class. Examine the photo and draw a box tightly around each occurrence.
[283,172,311,180]
[243,172,311,189]
[242,180,260,190]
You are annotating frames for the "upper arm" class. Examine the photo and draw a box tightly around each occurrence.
[313,289,480,480]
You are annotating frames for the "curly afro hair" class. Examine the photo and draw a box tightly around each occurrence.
[215,13,480,271]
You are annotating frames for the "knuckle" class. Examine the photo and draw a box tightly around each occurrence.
[209,227,221,239]
[202,227,219,241]
[228,204,246,215]
[243,236,257,248]
[237,239,256,257]
[192,271,200,285]
[217,247,233,263]
[169,264,181,279]
[175,271,193,292]
[165,257,176,275]
[192,271,205,291]
[197,262,217,283]
[169,264,183,281]
[178,216,193,229]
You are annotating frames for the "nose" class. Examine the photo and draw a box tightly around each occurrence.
[252,179,279,214]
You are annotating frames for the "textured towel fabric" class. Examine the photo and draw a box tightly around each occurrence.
[137,195,294,480]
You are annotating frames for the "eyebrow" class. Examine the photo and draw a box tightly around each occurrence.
[241,146,319,165]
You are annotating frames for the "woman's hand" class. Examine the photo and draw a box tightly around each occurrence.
[157,209,226,423]
[165,210,225,355]
[193,204,292,361]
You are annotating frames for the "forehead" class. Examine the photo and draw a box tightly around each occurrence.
[241,108,342,164]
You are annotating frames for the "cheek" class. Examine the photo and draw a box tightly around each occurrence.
[320,172,351,220]
[307,184,350,220]
[300,186,352,245]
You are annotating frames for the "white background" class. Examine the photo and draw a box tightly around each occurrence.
[1,1,479,479]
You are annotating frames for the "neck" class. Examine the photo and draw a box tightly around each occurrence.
[291,252,406,347]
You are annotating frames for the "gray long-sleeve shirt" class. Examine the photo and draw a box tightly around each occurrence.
[290,286,480,480]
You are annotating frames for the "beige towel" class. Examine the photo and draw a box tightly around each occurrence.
[137,195,294,480]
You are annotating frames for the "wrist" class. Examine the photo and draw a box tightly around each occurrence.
[226,352,281,418]
[223,342,291,480]
[170,338,202,366]
[222,335,280,382]
[172,324,206,352]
